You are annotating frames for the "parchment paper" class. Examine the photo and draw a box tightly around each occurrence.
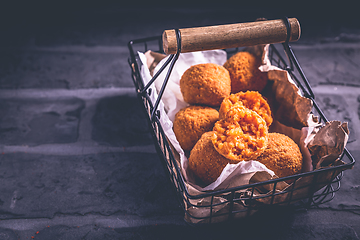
[137,43,349,223]
[140,50,276,193]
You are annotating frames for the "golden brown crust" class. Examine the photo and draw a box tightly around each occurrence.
[256,133,303,178]
[189,131,235,185]
[219,91,273,127]
[223,51,268,93]
[180,63,231,107]
[173,105,219,151]
[212,105,268,161]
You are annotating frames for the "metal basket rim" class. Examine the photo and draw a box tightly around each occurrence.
[127,34,356,205]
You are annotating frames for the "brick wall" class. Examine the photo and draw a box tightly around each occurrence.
[0,4,359,239]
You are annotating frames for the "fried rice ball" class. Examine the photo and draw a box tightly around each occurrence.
[212,105,268,161]
[173,105,219,151]
[180,63,231,107]
[256,133,303,178]
[219,91,273,127]
[223,51,268,93]
[189,131,237,185]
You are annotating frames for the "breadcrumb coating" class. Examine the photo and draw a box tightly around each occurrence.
[173,105,219,151]
[212,105,268,161]
[180,63,231,107]
[219,91,273,127]
[223,51,268,93]
[256,133,303,178]
[189,131,236,185]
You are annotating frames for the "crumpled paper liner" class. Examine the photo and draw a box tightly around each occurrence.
[142,49,275,194]
[308,121,349,169]
[138,43,349,224]
[259,44,313,129]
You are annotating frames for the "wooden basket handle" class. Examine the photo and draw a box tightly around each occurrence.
[162,18,300,54]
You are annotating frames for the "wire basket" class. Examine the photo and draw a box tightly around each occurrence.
[127,18,355,225]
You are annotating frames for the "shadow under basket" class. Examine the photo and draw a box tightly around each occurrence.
[127,19,355,225]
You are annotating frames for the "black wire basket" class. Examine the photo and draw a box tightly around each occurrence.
[127,18,355,225]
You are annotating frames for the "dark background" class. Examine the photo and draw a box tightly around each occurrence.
[0,1,358,46]
[0,1,359,239]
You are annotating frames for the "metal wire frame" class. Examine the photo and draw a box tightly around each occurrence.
[127,22,356,225]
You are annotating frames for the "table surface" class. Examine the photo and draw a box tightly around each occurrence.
[0,3,359,239]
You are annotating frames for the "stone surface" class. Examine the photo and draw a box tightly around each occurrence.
[313,91,357,144]
[292,44,360,87]
[91,95,153,147]
[1,208,359,240]
[0,3,359,240]
[311,85,360,152]
[0,152,181,219]
[0,97,85,146]
[13,223,358,240]
[0,47,131,89]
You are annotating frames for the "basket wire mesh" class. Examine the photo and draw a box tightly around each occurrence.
[127,19,355,224]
